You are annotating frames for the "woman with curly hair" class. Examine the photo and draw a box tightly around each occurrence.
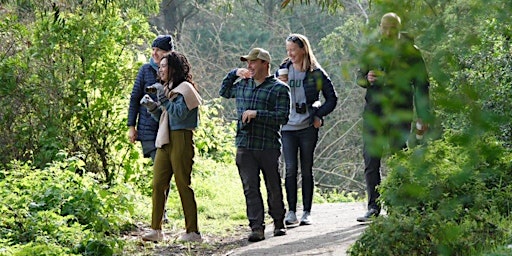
[140,51,203,243]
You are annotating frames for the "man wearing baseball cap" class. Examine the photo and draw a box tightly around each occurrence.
[220,47,291,242]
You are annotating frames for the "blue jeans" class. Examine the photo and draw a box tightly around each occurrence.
[282,126,319,212]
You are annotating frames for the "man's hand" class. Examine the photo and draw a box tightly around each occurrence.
[140,94,159,112]
[242,110,257,124]
[416,119,428,133]
[367,70,377,84]
[237,68,251,79]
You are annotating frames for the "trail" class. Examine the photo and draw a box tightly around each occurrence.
[226,202,369,256]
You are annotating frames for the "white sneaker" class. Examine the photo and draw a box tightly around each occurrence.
[284,211,299,225]
[142,229,164,242]
[300,211,312,225]
[178,232,203,243]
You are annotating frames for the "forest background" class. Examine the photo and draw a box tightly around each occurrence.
[1,0,511,255]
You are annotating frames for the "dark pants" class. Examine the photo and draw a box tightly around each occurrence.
[363,119,410,211]
[236,148,286,231]
[282,126,319,212]
[141,140,157,161]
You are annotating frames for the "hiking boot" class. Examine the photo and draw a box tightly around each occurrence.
[300,211,312,225]
[284,211,299,225]
[163,209,169,224]
[356,208,380,222]
[142,229,164,242]
[178,231,203,243]
[248,228,265,242]
[273,219,287,236]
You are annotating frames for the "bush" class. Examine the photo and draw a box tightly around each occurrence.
[195,99,237,164]
[349,133,512,255]
[0,158,137,255]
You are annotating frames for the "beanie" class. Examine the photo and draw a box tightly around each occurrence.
[151,35,175,51]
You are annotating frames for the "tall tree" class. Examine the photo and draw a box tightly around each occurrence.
[150,0,208,40]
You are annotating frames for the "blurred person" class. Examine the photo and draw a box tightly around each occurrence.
[356,12,432,222]
[140,51,203,242]
[278,33,338,226]
[127,35,174,223]
[219,48,291,242]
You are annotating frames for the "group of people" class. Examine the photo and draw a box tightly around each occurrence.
[127,12,432,243]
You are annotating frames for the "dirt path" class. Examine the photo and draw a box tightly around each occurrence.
[224,202,369,256]
[127,202,369,255]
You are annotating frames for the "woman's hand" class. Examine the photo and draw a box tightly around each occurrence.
[313,116,322,128]
[128,126,137,143]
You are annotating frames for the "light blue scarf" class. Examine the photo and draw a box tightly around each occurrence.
[149,57,159,72]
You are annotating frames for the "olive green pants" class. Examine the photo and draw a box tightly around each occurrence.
[151,129,198,233]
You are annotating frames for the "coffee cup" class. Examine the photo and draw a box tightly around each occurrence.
[278,68,288,82]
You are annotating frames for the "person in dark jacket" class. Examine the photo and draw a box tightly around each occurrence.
[127,35,174,223]
[128,35,175,159]
[278,33,338,226]
[356,12,432,222]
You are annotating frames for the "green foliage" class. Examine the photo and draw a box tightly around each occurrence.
[0,2,156,184]
[0,159,138,255]
[195,99,236,164]
[319,188,358,203]
[9,242,77,256]
[349,133,512,255]
[281,0,344,14]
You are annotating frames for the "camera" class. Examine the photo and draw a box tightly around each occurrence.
[145,83,163,94]
[295,103,307,114]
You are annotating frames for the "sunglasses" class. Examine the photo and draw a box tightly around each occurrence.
[286,35,304,48]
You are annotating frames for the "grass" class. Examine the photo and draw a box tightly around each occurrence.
[129,157,248,234]
[131,156,359,232]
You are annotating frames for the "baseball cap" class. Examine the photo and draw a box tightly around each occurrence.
[240,48,271,62]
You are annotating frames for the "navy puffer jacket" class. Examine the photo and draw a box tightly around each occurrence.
[127,63,159,141]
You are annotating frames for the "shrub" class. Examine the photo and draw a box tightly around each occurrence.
[0,158,136,255]
[195,99,237,164]
[349,133,512,255]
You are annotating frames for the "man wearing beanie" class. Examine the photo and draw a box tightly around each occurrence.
[127,34,174,226]
[356,13,433,222]
[220,48,290,242]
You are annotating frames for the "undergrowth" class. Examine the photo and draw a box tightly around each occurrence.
[348,133,512,255]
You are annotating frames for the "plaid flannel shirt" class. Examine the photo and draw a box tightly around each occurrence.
[220,69,291,150]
